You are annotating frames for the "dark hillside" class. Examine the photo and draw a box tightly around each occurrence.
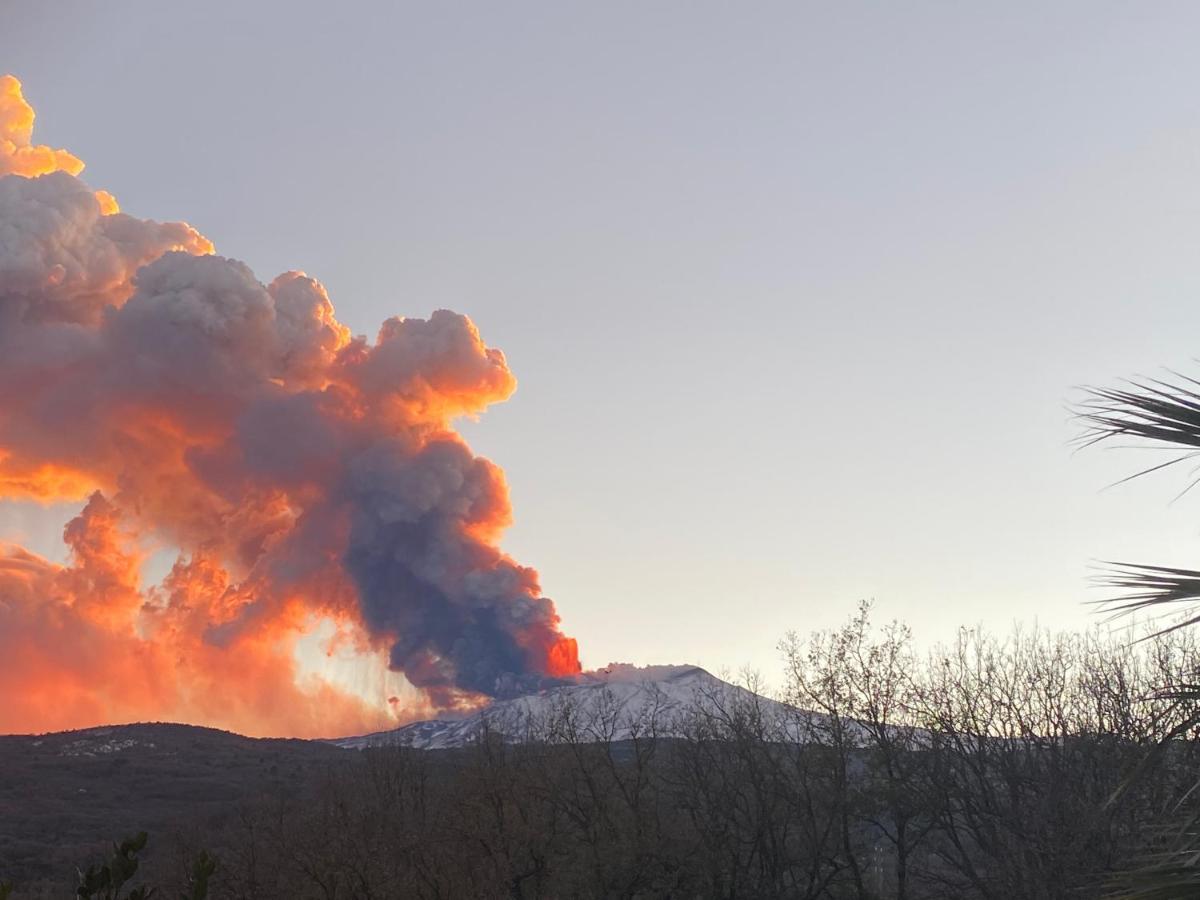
[0,723,347,893]
[4,617,1200,899]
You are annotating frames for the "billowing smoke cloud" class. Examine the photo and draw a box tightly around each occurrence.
[0,77,579,737]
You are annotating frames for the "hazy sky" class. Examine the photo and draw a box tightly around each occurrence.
[5,1,1200,685]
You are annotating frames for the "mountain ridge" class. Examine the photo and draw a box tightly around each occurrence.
[333,662,803,750]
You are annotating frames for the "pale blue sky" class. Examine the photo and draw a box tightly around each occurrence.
[6,1,1200,683]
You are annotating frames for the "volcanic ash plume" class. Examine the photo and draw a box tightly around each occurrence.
[0,77,579,737]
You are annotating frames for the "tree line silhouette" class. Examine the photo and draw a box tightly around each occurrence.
[7,606,1198,898]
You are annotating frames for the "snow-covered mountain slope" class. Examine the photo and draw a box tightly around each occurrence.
[333,664,826,751]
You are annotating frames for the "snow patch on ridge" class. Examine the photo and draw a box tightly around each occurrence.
[58,727,156,757]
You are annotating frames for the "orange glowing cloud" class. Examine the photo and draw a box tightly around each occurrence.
[0,497,393,737]
[0,77,121,217]
[0,76,83,178]
[0,78,579,738]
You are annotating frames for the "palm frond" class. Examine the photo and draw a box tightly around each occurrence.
[1080,371,1200,899]
[1076,375,1200,490]
[1092,562,1200,633]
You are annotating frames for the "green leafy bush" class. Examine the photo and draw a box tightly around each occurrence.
[62,832,213,900]
[75,832,153,899]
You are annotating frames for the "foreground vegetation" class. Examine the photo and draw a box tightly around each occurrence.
[4,608,1198,899]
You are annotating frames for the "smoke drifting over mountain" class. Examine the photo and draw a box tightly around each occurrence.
[0,77,579,737]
